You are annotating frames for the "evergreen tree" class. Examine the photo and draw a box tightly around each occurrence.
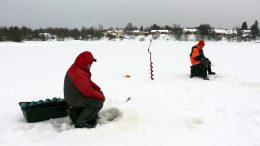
[151,24,160,30]
[140,26,143,31]
[125,22,133,35]
[55,28,69,41]
[172,25,183,40]
[164,25,172,30]
[250,20,259,39]
[87,27,95,38]
[8,26,23,42]
[197,24,211,40]
[81,27,89,40]
[21,26,32,40]
[93,29,104,40]
[70,28,80,40]
[0,27,8,41]
[241,21,248,30]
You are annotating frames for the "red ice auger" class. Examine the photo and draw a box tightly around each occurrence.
[147,39,154,80]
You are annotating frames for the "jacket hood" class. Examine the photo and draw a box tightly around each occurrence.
[74,51,96,66]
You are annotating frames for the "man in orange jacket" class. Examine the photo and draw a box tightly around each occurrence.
[190,40,215,80]
[64,51,105,128]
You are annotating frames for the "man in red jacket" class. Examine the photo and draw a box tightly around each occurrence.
[64,51,105,128]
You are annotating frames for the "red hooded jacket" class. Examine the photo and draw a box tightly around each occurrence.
[64,51,105,102]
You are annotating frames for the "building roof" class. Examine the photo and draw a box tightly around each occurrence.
[183,28,197,33]
[214,29,227,34]
[107,30,124,33]
[151,30,169,33]
[226,29,237,34]
[214,29,238,34]
[242,30,251,33]
[132,30,140,33]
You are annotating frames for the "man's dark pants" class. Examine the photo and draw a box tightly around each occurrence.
[190,58,213,79]
[64,75,103,128]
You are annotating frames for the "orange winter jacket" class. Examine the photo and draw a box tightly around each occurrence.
[190,45,205,65]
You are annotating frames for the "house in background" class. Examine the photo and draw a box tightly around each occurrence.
[151,30,169,35]
[151,30,169,39]
[38,33,56,41]
[183,28,197,34]
[213,29,227,40]
[226,29,238,41]
[105,30,125,40]
[132,30,142,36]
[240,30,253,41]
[183,28,197,41]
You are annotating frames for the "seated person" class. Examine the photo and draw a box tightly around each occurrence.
[190,40,215,80]
[64,51,105,128]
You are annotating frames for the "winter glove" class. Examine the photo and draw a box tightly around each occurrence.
[201,58,210,68]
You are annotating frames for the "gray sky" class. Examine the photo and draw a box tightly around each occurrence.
[0,0,259,29]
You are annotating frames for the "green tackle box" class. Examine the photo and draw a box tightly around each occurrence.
[19,98,68,122]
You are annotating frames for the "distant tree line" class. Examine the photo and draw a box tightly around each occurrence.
[0,20,259,42]
[0,26,104,42]
[123,20,259,41]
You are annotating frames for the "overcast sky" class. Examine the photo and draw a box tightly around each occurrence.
[0,0,259,29]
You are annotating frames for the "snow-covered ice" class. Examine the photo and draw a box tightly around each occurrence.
[0,39,260,146]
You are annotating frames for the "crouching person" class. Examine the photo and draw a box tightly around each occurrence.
[64,51,105,128]
[190,40,215,80]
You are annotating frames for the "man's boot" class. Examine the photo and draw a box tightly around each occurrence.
[75,107,101,128]
[200,66,209,80]
[208,66,216,75]
[75,118,97,128]
[67,107,83,124]
[203,76,209,80]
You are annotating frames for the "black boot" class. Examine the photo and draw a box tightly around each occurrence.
[75,118,97,128]
[208,66,216,75]
[74,106,101,128]
[208,71,216,75]
[203,76,209,80]
[200,66,209,80]
[86,118,98,128]
[67,107,83,124]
